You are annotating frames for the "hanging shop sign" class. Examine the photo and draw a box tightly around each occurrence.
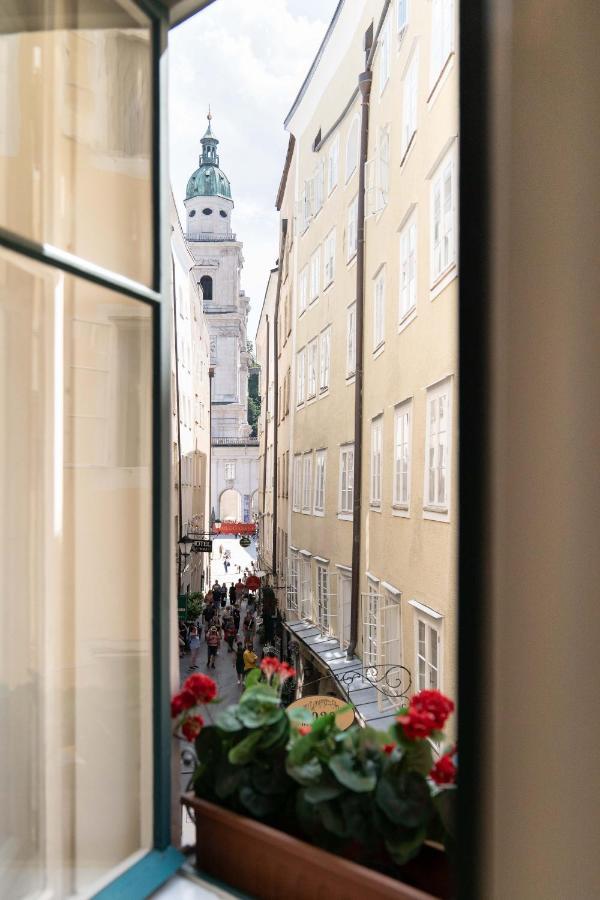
[192,539,212,553]
[245,575,260,590]
[288,695,354,731]
[239,536,251,548]
[213,521,257,535]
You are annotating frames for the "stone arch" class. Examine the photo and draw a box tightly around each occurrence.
[219,488,242,522]
[200,275,213,300]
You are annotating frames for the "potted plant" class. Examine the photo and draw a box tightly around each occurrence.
[175,662,456,899]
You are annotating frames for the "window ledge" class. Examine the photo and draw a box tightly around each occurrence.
[346,372,356,384]
[346,252,357,267]
[430,263,457,301]
[323,279,334,293]
[398,307,417,333]
[319,387,330,397]
[427,51,455,107]
[423,505,450,523]
[400,131,417,168]
[313,509,325,517]
[373,341,386,359]
[392,506,410,518]
[396,26,408,51]
[337,512,353,521]
[369,503,382,512]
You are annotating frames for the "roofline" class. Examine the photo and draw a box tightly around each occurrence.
[275,134,296,211]
[255,265,280,341]
[283,0,345,129]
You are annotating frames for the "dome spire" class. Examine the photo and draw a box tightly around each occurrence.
[200,106,219,165]
[186,106,232,201]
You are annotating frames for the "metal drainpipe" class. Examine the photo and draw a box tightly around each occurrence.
[272,218,288,579]
[348,69,373,659]
[261,316,270,571]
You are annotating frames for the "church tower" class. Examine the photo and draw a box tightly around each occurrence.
[184,111,259,524]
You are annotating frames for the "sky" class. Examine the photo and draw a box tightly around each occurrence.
[169,0,340,341]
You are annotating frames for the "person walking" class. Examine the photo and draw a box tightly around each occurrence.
[206,624,220,669]
[234,640,245,685]
[188,625,201,670]
[224,615,237,653]
[229,583,236,606]
[219,543,223,558]
[235,578,244,604]
[243,611,256,644]
[232,605,241,631]
[243,642,258,680]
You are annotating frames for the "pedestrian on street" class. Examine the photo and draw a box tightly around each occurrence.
[188,625,201,670]
[243,642,258,680]
[224,558,230,573]
[235,578,244,603]
[234,641,245,685]
[206,625,220,669]
[219,543,223,557]
[224,616,237,652]
[229,583,236,605]
[243,612,256,644]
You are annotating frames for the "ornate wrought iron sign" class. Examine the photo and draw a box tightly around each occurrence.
[339,664,412,704]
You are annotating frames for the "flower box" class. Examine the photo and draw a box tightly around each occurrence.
[182,793,452,900]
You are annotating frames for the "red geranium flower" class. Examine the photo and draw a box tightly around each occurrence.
[409,690,455,730]
[298,725,312,736]
[382,742,396,755]
[397,708,437,741]
[170,689,197,718]
[181,714,204,742]
[277,662,296,682]
[430,750,457,785]
[260,657,280,679]
[183,673,218,704]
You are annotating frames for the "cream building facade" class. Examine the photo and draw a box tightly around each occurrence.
[258,0,458,726]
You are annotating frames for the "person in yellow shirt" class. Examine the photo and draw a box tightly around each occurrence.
[242,642,258,681]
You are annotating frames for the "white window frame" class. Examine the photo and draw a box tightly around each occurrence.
[224,461,236,481]
[430,0,454,90]
[345,115,359,182]
[379,13,391,96]
[377,125,390,210]
[347,195,358,262]
[307,338,318,399]
[379,585,403,710]
[292,455,302,511]
[424,376,452,520]
[302,452,313,513]
[319,326,331,392]
[316,563,330,632]
[415,611,442,692]
[314,449,326,515]
[328,135,339,194]
[430,145,457,285]
[393,400,411,512]
[373,268,386,350]
[370,416,383,506]
[299,266,308,315]
[323,228,336,287]
[296,347,305,405]
[314,160,325,215]
[363,578,380,671]
[397,0,409,34]
[346,303,356,377]
[399,213,417,321]
[338,444,354,517]
[401,50,419,158]
[287,553,299,616]
[309,246,321,302]
[300,556,312,620]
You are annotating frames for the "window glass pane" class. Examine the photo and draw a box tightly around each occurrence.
[0,245,153,896]
[0,4,153,285]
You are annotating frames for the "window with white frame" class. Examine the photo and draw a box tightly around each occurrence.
[310,246,320,301]
[323,228,336,287]
[380,586,403,707]
[347,195,358,261]
[394,400,411,508]
[307,338,318,399]
[319,327,331,392]
[296,348,305,405]
[402,51,418,156]
[299,266,308,315]
[430,0,454,87]
[314,161,325,214]
[346,304,356,376]
[302,176,314,229]
[370,416,383,505]
[345,115,359,182]
[373,268,386,349]
[377,126,390,209]
[397,0,408,33]
[431,149,456,283]
[300,557,311,619]
[425,377,452,513]
[302,452,313,512]
[314,450,326,513]
[400,214,417,318]
[363,579,380,669]
[316,564,330,631]
[287,553,299,615]
[339,444,354,515]
[379,13,391,95]
[416,614,441,690]
[328,135,339,194]
[292,455,302,511]
[224,461,236,480]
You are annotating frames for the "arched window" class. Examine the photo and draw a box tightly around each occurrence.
[345,115,359,182]
[200,275,213,301]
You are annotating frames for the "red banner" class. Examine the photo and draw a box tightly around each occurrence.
[213,522,257,535]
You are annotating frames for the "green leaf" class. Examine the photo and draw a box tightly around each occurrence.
[303,778,344,804]
[328,753,377,793]
[215,707,244,733]
[237,699,283,729]
[286,756,323,785]
[243,668,261,690]
[385,825,427,866]
[258,712,288,749]
[375,771,433,828]
[240,683,280,705]
[228,729,263,765]
[287,706,314,726]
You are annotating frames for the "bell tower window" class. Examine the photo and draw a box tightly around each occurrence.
[220,210,227,218]
[200,276,213,301]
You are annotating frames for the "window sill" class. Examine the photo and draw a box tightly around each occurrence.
[337,512,353,521]
[392,504,410,518]
[328,183,338,199]
[423,505,450,523]
[396,26,408,51]
[369,503,382,512]
[399,131,416,168]
[427,51,455,108]
[379,76,390,100]
[345,168,357,186]
[373,341,385,359]
[398,307,417,334]
[323,279,334,293]
[319,387,330,398]
[313,509,325,517]
[430,264,458,301]
[301,509,312,515]
[346,252,357,267]
[310,295,319,306]
[346,372,356,384]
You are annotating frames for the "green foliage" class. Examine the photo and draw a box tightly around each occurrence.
[247,363,261,437]
[185,593,204,621]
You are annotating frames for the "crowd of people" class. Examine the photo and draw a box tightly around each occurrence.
[178,571,260,686]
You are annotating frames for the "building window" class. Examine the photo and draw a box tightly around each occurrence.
[364,579,380,670]
[430,0,454,87]
[346,303,356,377]
[377,126,390,209]
[302,452,313,513]
[394,400,411,509]
[345,115,359,182]
[370,416,383,505]
[416,615,441,690]
[397,0,409,33]
[373,268,386,350]
[323,228,336,287]
[379,12,391,95]
[300,557,312,619]
[200,274,213,300]
[299,266,308,314]
[400,214,417,319]
[287,553,299,615]
[402,51,419,156]
[328,135,339,194]
[314,449,327,514]
[224,461,235,480]
[319,326,331,392]
[380,586,403,708]
[339,444,354,515]
[310,246,321,302]
[431,147,456,283]
[316,564,330,631]
[293,455,302,511]
[424,377,452,515]
[347,195,358,261]
[296,348,305,405]
[314,161,325,215]
[307,338,318,399]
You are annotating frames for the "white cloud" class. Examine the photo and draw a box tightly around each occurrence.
[169,0,338,338]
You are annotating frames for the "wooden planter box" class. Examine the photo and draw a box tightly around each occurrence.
[182,793,451,900]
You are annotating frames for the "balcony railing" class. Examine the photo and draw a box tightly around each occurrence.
[212,436,259,446]
[185,232,237,242]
